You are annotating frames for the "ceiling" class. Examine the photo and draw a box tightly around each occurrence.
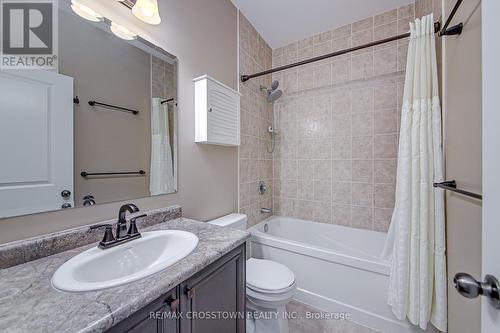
[231,0,413,49]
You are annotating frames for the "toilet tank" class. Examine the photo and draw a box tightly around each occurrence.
[208,213,247,230]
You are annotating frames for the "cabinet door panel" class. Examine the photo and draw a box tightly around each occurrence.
[106,288,179,333]
[180,246,245,333]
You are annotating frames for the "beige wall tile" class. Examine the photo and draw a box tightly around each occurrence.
[282,179,298,199]
[352,87,374,113]
[352,29,373,48]
[374,109,398,134]
[374,159,397,183]
[296,200,314,220]
[333,160,352,181]
[374,47,398,75]
[298,67,314,91]
[333,181,352,204]
[374,84,398,110]
[314,160,333,180]
[332,89,352,114]
[352,136,374,159]
[332,58,352,84]
[313,40,332,57]
[374,208,392,232]
[298,160,314,180]
[332,114,352,137]
[313,201,333,223]
[374,183,395,208]
[314,139,333,159]
[333,204,351,226]
[374,8,398,26]
[282,160,298,179]
[351,53,374,80]
[265,3,407,232]
[352,113,374,136]
[352,17,373,32]
[314,31,332,44]
[314,180,332,202]
[314,62,332,88]
[352,183,373,207]
[352,206,373,229]
[297,180,314,200]
[331,24,352,39]
[298,36,314,50]
[333,136,352,160]
[374,134,398,158]
[352,160,373,183]
[398,3,415,19]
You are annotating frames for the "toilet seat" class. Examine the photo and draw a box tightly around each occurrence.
[246,258,295,294]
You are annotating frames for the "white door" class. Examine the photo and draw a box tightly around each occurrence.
[0,70,74,218]
[482,0,500,331]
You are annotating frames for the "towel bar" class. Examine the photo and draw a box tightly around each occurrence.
[433,180,482,200]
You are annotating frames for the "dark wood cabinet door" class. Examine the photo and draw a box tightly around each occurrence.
[180,246,246,333]
[106,287,180,333]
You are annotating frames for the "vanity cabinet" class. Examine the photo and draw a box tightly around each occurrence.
[106,245,245,333]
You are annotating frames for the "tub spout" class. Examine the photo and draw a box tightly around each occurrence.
[261,207,272,214]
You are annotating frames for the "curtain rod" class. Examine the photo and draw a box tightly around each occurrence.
[241,0,464,83]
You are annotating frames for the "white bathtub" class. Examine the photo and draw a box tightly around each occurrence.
[249,216,436,333]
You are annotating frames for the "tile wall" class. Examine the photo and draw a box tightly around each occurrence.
[270,3,415,232]
[238,13,274,227]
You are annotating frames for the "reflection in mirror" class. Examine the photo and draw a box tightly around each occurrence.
[0,2,177,218]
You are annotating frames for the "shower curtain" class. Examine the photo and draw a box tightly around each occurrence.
[149,97,175,195]
[382,14,447,331]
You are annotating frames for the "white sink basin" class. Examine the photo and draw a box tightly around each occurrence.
[52,230,198,292]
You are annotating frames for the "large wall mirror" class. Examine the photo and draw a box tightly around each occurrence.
[0,1,178,218]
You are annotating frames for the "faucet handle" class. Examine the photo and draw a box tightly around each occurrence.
[90,224,116,248]
[128,214,147,236]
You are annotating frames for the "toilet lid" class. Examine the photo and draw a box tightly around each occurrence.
[246,258,295,292]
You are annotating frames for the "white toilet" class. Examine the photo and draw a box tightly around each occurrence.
[208,214,296,333]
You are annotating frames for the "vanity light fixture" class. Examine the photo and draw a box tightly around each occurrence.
[110,22,138,40]
[70,0,103,22]
[132,0,161,25]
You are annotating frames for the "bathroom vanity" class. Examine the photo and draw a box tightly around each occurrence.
[107,246,245,333]
[0,207,249,333]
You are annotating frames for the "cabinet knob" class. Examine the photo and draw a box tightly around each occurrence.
[187,287,196,299]
[169,298,180,312]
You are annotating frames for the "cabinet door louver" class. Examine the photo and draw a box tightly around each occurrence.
[194,75,240,146]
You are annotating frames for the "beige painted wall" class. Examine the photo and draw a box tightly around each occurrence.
[0,0,238,244]
[441,0,483,332]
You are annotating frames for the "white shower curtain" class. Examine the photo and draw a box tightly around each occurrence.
[382,14,447,332]
[149,97,175,195]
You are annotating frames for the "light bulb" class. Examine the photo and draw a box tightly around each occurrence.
[71,0,103,22]
[132,0,161,25]
[110,22,137,40]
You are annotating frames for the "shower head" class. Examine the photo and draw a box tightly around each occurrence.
[267,89,282,103]
[260,80,282,103]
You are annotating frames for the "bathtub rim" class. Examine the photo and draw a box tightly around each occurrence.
[249,216,390,276]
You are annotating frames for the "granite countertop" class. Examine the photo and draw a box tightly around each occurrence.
[0,217,249,333]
